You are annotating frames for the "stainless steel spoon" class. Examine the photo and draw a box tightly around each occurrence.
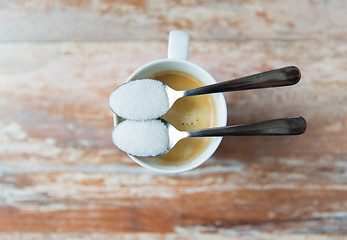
[110,66,301,120]
[165,66,301,108]
[114,116,307,158]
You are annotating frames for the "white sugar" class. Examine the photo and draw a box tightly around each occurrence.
[112,120,169,157]
[109,79,169,120]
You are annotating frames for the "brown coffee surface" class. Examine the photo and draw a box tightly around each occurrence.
[145,71,217,166]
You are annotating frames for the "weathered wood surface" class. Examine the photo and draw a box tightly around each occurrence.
[0,0,347,240]
[0,0,346,41]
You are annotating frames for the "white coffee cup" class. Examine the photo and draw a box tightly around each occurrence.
[113,30,227,173]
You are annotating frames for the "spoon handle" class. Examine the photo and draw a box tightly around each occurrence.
[183,66,301,97]
[187,116,307,137]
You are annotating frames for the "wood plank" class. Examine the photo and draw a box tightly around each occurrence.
[0,39,346,237]
[0,233,345,240]
[0,0,346,41]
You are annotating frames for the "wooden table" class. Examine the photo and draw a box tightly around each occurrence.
[1,1,346,239]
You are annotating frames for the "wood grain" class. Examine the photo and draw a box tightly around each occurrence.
[0,0,347,239]
[0,0,346,41]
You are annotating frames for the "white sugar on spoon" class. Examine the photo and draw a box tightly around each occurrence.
[109,79,170,120]
[112,120,170,157]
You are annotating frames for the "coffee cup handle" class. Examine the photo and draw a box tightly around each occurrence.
[168,30,189,60]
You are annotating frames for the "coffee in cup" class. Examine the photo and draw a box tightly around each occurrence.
[145,70,217,166]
